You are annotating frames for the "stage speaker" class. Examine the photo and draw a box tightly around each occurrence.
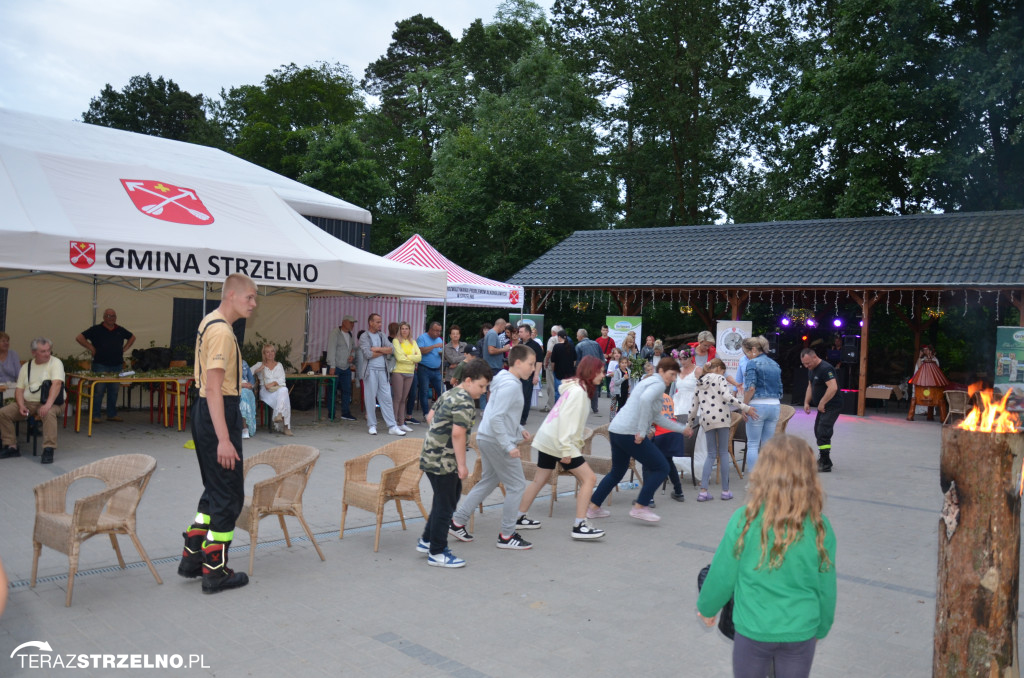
[841,335,859,364]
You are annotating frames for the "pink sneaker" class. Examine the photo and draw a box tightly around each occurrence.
[586,506,611,519]
[629,506,661,522]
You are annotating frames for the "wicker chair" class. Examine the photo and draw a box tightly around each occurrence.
[721,413,747,483]
[31,453,162,606]
[340,438,428,552]
[944,390,969,424]
[585,424,642,505]
[235,445,325,576]
[738,404,797,472]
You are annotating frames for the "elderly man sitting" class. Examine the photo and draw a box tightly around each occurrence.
[0,337,65,464]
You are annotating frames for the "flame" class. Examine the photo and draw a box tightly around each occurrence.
[958,382,1020,433]
[956,382,1023,494]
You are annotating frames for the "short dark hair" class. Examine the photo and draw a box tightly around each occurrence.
[429,321,442,331]
[656,357,680,372]
[800,348,817,358]
[518,323,532,333]
[508,344,533,366]
[368,313,380,324]
[450,324,460,333]
[460,360,492,383]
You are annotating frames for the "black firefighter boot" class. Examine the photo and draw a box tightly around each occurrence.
[818,450,833,473]
[177,524,206,578]
[201,540,249,594]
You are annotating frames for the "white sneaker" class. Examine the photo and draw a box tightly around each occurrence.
[368,426,378,435]
[388,426,407,436]
[400,424,413,432]
[241,430,250,439]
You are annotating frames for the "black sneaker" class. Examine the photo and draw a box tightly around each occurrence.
[496,532,532,550]
[406,417,422,425]
[571,520,605,540]
[515,515,542,530]
[671,491,685,502]
[0,446,20,459]
[339,413,357,422]
[648,499,656,509]
[818,457,833,473]
[40,447,54,464]
[448,521,474,542]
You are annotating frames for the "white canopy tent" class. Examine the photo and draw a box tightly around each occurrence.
[385,234,524,308]
[0,109,447,358]
[0,109,447,297]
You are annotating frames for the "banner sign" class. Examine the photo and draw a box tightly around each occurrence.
[995,326,1024,406]
[606,316,641,352]
[517,314,545,342]
[716,320,752,381]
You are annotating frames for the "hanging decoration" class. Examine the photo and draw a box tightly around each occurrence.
[679,305,694,315]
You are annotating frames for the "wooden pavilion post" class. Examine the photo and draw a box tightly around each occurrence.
[726,290,749,321]
[1003,290,1024,327]
[849,290,882,416]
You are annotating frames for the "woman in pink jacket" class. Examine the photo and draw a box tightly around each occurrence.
[516,356,606,540]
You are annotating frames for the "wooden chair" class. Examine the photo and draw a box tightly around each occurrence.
[340,438,428,552]
[31,454,162,606]
[739,404,797,472]
[585,424,642,505]
[235,445,325,576]
[719,413,746,484]
[944,390,969,424]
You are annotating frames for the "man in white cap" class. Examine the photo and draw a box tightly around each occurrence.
[328,314,358,421]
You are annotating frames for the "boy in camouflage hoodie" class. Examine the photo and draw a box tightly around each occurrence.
[416,359,492,568]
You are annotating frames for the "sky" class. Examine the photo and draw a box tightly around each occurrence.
[0,0,555,122]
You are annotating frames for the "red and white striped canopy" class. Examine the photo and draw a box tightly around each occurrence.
[385,234,524,308]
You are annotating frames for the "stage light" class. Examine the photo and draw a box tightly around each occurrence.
[781,317,791,327]
[832,318,843,328]
[801,335,808,341]
[859,320,864,327]
[806,319,817,327]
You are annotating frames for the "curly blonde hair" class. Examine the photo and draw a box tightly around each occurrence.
[734,434,832,572]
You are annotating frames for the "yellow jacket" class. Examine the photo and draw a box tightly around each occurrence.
[392,338,421,374]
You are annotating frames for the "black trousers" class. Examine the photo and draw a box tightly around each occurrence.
[192,396,244,534]
[813,405,842,454]
[520,378,533,426]
[653,432,685,493]
[421,471,462,555]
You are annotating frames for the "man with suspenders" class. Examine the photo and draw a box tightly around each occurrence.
[177,274,257,593]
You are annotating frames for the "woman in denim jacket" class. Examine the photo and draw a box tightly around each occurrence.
[742,336,783,471]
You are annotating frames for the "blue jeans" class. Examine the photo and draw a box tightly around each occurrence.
[334,367,353,417]
[418,365,443,415]
[92,362,121,417]
[591,431,669,507]
[745,403,780,472]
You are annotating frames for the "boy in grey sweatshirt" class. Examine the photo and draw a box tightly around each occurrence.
[450,345,537,550]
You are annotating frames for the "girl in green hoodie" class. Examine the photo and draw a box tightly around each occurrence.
[697,434,837,677]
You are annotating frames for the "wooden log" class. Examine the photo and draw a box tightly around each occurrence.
[934,427,1023,677]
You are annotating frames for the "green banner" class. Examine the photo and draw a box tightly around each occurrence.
[995,326,1024,401]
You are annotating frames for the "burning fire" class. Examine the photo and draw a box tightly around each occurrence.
[957,383,1020,434]
[956,382,1023,494]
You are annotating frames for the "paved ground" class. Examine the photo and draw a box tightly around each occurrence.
[0,392,1010,676]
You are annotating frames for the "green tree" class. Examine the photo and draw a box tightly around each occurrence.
[553,0,764,227]
[219,62,363,179]
[729,0,1023,221]
[361,15,459,252]
[421,41,608,281]
[82,74,225,146]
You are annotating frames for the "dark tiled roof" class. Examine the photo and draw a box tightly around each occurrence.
[507,211,1024,289]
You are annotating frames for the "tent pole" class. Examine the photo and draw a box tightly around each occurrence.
[303,291,310,362]
[442,301,447,336]
[202,281,207,311]
[91,276,98,325]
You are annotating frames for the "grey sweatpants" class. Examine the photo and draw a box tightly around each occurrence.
[452,434,527,537]
[364,368,396,429]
